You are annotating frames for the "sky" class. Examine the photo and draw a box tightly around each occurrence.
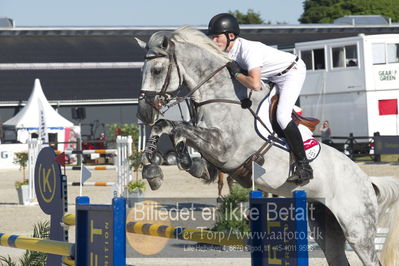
[0,0,305,27]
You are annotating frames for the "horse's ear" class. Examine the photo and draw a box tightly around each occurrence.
[161,36,169,50]
[135,37,147,50]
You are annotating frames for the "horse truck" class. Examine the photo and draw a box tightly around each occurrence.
[295,34,399,156]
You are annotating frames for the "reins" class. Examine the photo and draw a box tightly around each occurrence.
[141,40,276,139]
[194,90,275,137]
[166,64,228,110]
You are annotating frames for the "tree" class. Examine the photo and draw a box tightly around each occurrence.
[299,0,399,23]
[229,9,264,24]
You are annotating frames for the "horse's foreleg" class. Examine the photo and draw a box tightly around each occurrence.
[174,138,192,171]
[141,119,176,190]
[173,124,227,166]
[172,124,229,183]
[142,119,175,165]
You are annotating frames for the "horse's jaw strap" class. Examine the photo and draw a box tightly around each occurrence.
[158,41,179,98]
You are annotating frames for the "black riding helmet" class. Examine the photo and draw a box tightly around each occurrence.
[208,13,240,36]
[208,13,240,51]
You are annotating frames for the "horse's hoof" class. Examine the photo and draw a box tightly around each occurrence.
[142,164,164,190]
[147,177,163,190]
[177,153,192,171]
[188,157,208,179]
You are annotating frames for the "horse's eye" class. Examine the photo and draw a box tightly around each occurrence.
[152,67,162,75]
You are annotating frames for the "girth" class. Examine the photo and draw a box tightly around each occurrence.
[227,141,273,188]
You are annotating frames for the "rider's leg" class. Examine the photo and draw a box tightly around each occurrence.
[282,121,313,182]
[275,60,313,183]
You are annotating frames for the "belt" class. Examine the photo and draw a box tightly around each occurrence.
[276,56,299,76]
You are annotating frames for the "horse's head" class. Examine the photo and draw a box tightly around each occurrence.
[136,31,182,125]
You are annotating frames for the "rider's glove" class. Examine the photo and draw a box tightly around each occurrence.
[240,98,252,109]
[226,61,244,79]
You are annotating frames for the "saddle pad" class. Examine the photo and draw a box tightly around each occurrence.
[303,137,321,161]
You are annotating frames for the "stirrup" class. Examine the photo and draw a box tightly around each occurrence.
[287,161,313,184]
[287,173,312,184]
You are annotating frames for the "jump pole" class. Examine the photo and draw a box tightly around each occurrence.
[63,192,309,266]
[4,146,308,266]
[0,233,74,257]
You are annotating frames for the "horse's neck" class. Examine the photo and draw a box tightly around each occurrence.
[177,46,234,102]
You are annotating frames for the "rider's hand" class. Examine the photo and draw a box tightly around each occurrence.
[240,98,252,109]
[226,61,244,79]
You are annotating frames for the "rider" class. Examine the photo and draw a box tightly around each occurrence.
[208,13,313,184]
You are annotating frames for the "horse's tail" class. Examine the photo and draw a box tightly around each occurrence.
[370,176,399,265]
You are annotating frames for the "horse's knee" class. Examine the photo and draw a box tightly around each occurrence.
[152,119,174,134]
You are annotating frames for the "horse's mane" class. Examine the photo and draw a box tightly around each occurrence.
[171,26,231,63]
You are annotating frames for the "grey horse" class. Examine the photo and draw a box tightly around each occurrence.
[136,27,399,266]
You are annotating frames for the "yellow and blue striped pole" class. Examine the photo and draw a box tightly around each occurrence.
[63,214,247,248]
[126,221,246,247]
[63,213,76,226]
[0,233,74,257]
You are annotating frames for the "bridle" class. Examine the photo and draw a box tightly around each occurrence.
[139,40,228,115]
[139,40,182,113]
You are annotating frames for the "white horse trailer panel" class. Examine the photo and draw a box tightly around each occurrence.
[295,34,399,136]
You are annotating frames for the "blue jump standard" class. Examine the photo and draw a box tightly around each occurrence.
[249,190,309,266]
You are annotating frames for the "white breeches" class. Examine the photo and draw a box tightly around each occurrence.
[270,59,306,130]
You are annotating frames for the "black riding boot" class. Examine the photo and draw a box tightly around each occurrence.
[283,121,313,184]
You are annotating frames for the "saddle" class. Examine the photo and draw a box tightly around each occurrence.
[269,94,320,137]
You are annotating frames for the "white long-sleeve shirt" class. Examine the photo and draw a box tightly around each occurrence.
[228,37,297,79]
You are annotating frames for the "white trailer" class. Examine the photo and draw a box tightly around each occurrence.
[295,34,399,136]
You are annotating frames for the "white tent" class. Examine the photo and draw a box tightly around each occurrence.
[3,79,78,145]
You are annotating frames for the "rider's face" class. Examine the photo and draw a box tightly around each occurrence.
[211,33,236,51]
[210,34,228,50]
